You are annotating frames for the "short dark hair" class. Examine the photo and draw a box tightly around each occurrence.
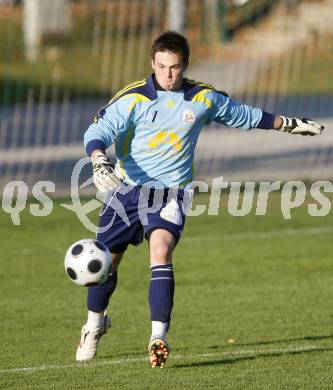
[151,31,190,66]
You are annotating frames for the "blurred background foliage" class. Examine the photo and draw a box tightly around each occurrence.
[2,0,332,103]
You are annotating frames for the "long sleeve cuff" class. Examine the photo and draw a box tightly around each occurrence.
[257,111,275,129]
[85,139,106,156]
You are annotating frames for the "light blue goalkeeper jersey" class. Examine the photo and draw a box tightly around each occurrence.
[84,74,274,187]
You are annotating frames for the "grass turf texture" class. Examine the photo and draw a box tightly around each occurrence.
[0,193,332,389]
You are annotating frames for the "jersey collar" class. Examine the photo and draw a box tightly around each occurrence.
[147,73,210,101]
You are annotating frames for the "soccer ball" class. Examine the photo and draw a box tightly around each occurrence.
[64,239,112,287]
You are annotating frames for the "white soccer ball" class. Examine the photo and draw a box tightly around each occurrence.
[64,239,112,286]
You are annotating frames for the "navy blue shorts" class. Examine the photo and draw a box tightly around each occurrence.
[97,185,190,253]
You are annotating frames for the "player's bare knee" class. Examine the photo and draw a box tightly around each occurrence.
[149,229,175,264]
[151,243,172,264]
[150,240,174,264]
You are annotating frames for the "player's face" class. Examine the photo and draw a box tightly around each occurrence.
[152,51,187,91]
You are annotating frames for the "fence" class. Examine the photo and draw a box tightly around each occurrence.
[1,0,333,196]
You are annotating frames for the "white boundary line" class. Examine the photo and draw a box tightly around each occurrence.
[0,345,332,374]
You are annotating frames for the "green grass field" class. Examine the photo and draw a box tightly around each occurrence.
[1,194,333,389]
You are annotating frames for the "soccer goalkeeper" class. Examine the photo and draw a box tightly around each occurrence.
[77,31,324,367]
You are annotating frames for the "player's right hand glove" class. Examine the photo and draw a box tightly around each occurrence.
[278,116,324,136]
[92,152,123,193]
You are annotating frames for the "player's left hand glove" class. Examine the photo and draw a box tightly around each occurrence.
[278,116,324,136]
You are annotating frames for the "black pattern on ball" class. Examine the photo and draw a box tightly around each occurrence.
[88,259,102,273]
[71,244,83,257]
[94,240,107,252]
[66,267,77,280]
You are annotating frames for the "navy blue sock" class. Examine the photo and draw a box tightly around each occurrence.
[87,272,118,312]
[149,264,174,323]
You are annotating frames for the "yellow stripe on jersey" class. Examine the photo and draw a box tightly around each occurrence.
[114,159,135,185]
[114,160,130,183]
[187,78,228,97]
[191,88,212,108]
[110,79,146,100]
[109,79,147,104]
[186,79,214,89]
[122,93,151,112]
[121,125,135,156]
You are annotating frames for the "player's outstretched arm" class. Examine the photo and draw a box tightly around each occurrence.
[210,91,324,136]
[274,116,324,136]
[91,150,123,193]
